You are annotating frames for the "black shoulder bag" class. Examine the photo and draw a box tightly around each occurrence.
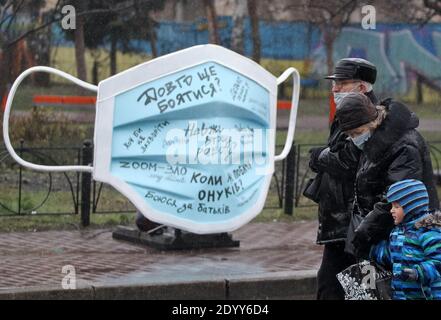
[302,172,322,204]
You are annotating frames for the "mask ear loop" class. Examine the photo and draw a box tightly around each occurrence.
[3,66,98,172]
[350,81,359,92]
[275,67,300,162]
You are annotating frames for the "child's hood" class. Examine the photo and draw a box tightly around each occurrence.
[387,179,430,226]
[415,211,441,229]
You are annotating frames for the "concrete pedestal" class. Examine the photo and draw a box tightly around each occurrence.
[112,226,240,250]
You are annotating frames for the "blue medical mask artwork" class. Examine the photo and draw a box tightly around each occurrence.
[351,130,371,149]
[3,45,300,234]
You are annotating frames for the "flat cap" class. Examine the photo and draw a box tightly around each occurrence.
[325,58,377,84]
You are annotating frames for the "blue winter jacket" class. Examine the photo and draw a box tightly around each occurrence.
[370,211,441,300]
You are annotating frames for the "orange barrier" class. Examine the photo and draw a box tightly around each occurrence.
[328,94,336,124]
[33,96,294,110]
[277,100,293,110]
[33,95,97,106]
[1,93,7,111]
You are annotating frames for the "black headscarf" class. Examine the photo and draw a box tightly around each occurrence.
[336,93,378,131]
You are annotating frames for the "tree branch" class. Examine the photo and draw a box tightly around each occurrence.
[0,0,15,26]
[4,0,158,49]
[424,0,441,14]
[284,0,358,26]
[4,0,25,33]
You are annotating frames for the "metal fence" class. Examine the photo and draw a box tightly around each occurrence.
[1,139,441,224]
[292,141,441,208]
[0,140,293,225]
[0,140,82,216]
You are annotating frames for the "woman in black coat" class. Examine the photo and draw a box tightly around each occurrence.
[328,93,439,257]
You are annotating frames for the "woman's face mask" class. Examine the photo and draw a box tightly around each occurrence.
[350,130,371,150]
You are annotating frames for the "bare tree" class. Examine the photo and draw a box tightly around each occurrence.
[203,0,219,44]
[230,0,261,61]
[247,0,260,63]
[0,0,54,108]
[377,0,435,25]
[174,0,184,22]
[0,0,168,105]
[70,0,165,77]
[303,0,359,75]
[146,13,158,58]
[231,0,247,54]
[274,0,359,76]
[424,0,441,16]
[72,0,87,81]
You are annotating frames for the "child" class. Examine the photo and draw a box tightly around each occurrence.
[370,179,441,300]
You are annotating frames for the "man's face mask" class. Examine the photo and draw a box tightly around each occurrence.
[3,45,300,234]
[333,82,361,109]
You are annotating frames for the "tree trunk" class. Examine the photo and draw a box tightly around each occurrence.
[247,0,261,63]
[416,74,423,104]
[0,47,14,111]
[74,4,87,81]
[30,30,51,87]
[323,28,335,84]
[203,0,219,44]
[231,0,247,55]
[92,59,99,85]
[175,0,184,22]
[147,16,158,58]
[110,33,117,76]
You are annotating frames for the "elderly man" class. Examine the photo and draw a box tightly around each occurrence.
[307,58,380,300]
[326,58,379,108]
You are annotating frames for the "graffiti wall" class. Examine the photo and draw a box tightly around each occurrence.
[331,24,441,94]
[147,19,441,95]
[51,18,441,95]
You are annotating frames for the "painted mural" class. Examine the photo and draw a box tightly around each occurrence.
[330,25,441,94]
[132,19,441,95]
[51,18,441,95]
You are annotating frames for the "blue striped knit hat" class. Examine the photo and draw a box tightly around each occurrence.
[387,179,429,215]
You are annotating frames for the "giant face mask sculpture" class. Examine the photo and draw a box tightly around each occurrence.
[3,45,300,234]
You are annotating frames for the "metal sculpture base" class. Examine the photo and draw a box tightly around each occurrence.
[112,225,240,250]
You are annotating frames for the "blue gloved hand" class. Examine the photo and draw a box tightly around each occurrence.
[398,268,418,282]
